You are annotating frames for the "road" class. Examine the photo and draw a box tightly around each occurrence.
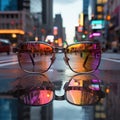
[0,52,120,120]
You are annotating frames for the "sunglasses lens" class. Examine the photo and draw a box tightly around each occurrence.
[65,73,103,106]
[66,89,100,106]
[66,42,101,73]
[20,89,54,106]
[18,42,54,73]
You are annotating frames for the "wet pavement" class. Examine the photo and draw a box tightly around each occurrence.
[0,51,120,120]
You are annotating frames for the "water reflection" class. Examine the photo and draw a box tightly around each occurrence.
[10,73,105,106]
[0,73,105,120]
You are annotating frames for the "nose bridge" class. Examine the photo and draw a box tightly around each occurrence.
[55,94,65,100]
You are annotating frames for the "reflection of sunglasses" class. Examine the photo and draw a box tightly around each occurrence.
[14,74,105,106]
[17,40,101,73]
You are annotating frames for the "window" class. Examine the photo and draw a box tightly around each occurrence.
[97,0,108,4]
[97,15,103,19]
[6,23,10,29]
[97,6,103,12]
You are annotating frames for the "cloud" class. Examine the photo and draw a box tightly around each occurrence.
[54,0,79,4]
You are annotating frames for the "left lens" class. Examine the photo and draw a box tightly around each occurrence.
[14,74,54,106]
[65,41,101,73]
[18,42,54,73]
[20,89,54,106]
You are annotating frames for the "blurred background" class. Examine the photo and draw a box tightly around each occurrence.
[0,0,119,52]
[0,0,120,120]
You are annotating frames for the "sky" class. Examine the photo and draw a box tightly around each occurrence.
[53,0,83,44]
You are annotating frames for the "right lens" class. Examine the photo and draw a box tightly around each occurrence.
[65,74,103,106]
[66,87,100,106]
[18,42,54,73]
[65,41,101,73]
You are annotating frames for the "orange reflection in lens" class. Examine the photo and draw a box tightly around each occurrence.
[26,43,53,54]
[66,89,100,105]
[66,90,82,105]
[19,43,54,73]
[38,90,53,105]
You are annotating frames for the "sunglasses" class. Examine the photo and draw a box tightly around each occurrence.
[12,74,105,106]
[17,40,101,73]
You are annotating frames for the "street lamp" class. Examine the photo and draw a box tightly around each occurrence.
[12,33,17,38]
[35,36,38,41]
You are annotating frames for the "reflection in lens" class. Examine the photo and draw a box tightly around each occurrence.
[13,74,55,106]
[65,74,103,106]
[18,42,54,73]
[20,89,54,106]
[66,89,100,106]
[65,42,101,73]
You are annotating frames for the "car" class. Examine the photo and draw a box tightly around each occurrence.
[0,39,11,55]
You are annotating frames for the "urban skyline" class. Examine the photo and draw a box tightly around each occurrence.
[53,0,83,44]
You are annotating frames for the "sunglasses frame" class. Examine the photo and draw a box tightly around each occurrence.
[17,40,102,74]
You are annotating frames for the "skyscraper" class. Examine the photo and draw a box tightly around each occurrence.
[30,0,53,41]
[42,0,53,34]
[83,0,89,15]
[54,14,63,39]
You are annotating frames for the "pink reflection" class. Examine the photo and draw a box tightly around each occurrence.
[89,33,101,38]
[93,33,101,36]
[23,90,53,105]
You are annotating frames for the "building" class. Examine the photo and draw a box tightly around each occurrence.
[0,0,33,43]
[87,0,108,51]
[74,0,90,42]
[83,0,89,15]
[88,0,107,20]
[0,0,30,11]
[107,0,120,49]
[54,14,63,39]
[53,14,65,47]
[30,0,53,41]
[83,0,89,33]
[42,0,53,32]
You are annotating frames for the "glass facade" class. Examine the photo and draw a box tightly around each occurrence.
[83,0,89,15]
[0,0,18,11]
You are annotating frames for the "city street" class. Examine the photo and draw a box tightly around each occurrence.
[0,0,120,119]
[0,51,120,120]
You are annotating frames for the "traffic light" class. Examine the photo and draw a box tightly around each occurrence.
[82,34,86,39]
[81,30,88,39]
